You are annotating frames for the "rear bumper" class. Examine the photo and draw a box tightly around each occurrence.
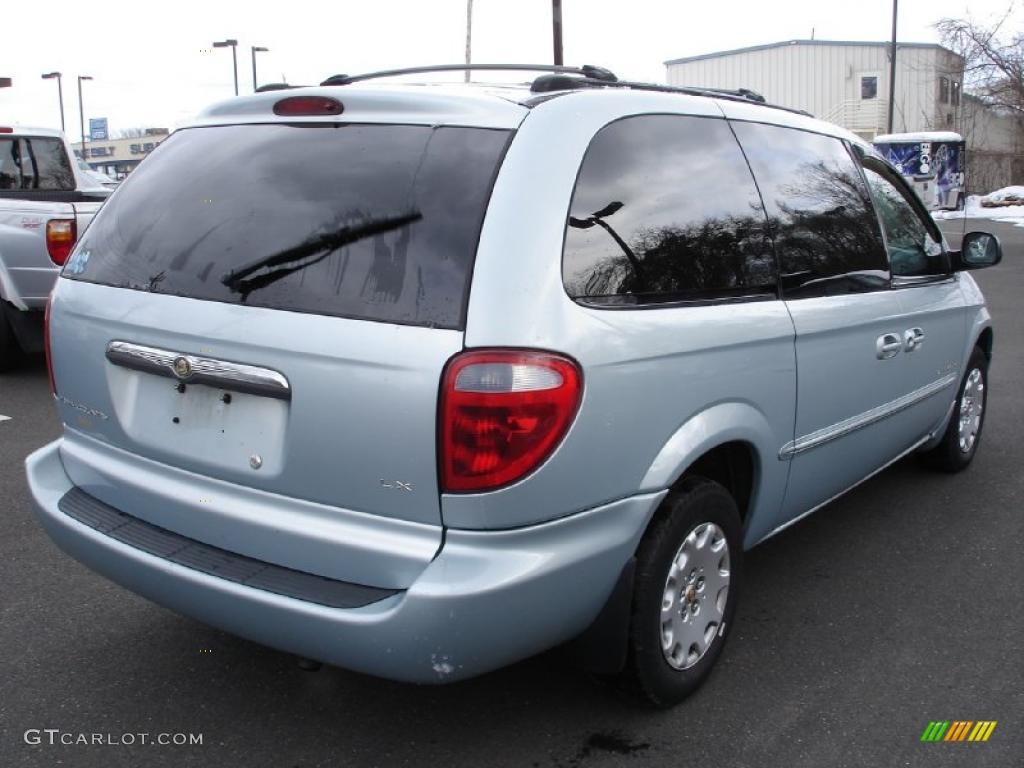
[27,439,664,683]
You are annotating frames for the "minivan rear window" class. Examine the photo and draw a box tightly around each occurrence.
[65,123,511,329]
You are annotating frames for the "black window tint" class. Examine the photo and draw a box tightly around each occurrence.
[733,123,890,298]
[862,166,947,277]
[861,77,878,100]
[563,115,776,306]
[0,137,74,191]
[66,124,510,329]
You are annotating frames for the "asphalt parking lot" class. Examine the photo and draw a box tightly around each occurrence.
[1,218,1021,768]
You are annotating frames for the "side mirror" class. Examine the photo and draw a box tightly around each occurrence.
[952,231,1002,270]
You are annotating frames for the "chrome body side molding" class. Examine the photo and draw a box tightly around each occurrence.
[779,373,959,459]
[105,341,291,400]
[758,432,933,546]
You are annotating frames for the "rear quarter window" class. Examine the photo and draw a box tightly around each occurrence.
[65,123,511,329]
[563,114,777,306]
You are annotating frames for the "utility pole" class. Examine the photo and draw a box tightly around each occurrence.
[77,75,92,162]
[552,0,563,66]
[887,0,898,133]
[464,0,473,82]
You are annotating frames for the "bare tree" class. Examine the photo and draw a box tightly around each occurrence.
[937,9,1024,114]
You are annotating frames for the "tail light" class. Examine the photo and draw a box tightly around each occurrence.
[45,219,77,266]
[440,350,582,493]
[44,292,56,395]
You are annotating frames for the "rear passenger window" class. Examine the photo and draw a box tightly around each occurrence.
[0,137,75,192]
[733,122,890,298]
[562,114,777,306]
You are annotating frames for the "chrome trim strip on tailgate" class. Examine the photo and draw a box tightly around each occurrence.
[105,341,291,400]
[779,372,959,459]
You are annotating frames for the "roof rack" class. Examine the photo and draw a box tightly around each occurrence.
[321,64,618,87]
[529,73,810,116]
[315,63,807,118]
[255,82,299,93]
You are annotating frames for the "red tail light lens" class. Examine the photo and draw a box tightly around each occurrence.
[45,219,77,265]
[440,350,582,492]
[44,292,56,395]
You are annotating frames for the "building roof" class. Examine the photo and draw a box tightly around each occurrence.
[665,39,951,66]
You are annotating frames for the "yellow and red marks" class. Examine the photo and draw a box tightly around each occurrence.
[921,720,997,742]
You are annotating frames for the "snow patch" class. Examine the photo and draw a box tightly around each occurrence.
[933,188,1024,227]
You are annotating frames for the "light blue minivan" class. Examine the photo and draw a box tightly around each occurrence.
[26,65,1000,706]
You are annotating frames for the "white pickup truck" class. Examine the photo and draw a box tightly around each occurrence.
[1,125,111,370]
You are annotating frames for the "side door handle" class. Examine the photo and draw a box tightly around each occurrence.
[876,333,902,359]
[904,327,925,352]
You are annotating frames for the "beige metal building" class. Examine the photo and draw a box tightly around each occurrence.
[666,39,964,141]
[666,39,1022,190]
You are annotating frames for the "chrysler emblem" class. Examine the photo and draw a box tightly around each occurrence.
[172,356,192,379]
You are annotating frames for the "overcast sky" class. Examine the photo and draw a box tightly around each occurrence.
[1,0,1018,139]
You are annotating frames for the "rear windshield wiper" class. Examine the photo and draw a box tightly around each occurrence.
[221,211,422,297]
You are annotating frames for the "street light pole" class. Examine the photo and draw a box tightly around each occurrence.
[887,0,898,133]
[77,75,92,162]
[213,39,239,95]
[42,72,65,132]
[552,0,564,66]
[251,46,268,91]
[465,0,473,82]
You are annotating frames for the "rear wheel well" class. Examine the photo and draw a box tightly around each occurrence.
[673,442,755,524]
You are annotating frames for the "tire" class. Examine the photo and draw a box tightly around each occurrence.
[922,346,988,472]
[616,477,742,707]
[0,308,21,372]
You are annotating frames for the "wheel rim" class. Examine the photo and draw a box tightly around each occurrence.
[957,368,985,454]
[660,521,731,670]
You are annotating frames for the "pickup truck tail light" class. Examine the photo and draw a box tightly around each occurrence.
[45,219,77,266]
[440,350,582,492]
[44,292,56,395]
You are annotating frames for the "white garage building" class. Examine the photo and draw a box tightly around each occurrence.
[665,39,1023,190]
[665,39,963,141]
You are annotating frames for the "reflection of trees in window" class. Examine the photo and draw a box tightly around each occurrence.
[769,159,889,296]
[569,208,775,302]
[734,122,890,298]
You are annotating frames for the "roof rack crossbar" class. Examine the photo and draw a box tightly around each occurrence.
[320,63,617,87]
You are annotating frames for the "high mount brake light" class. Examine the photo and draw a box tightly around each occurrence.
[440,350,582,493]
[273,96,344,116]
[45,219,76,266]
